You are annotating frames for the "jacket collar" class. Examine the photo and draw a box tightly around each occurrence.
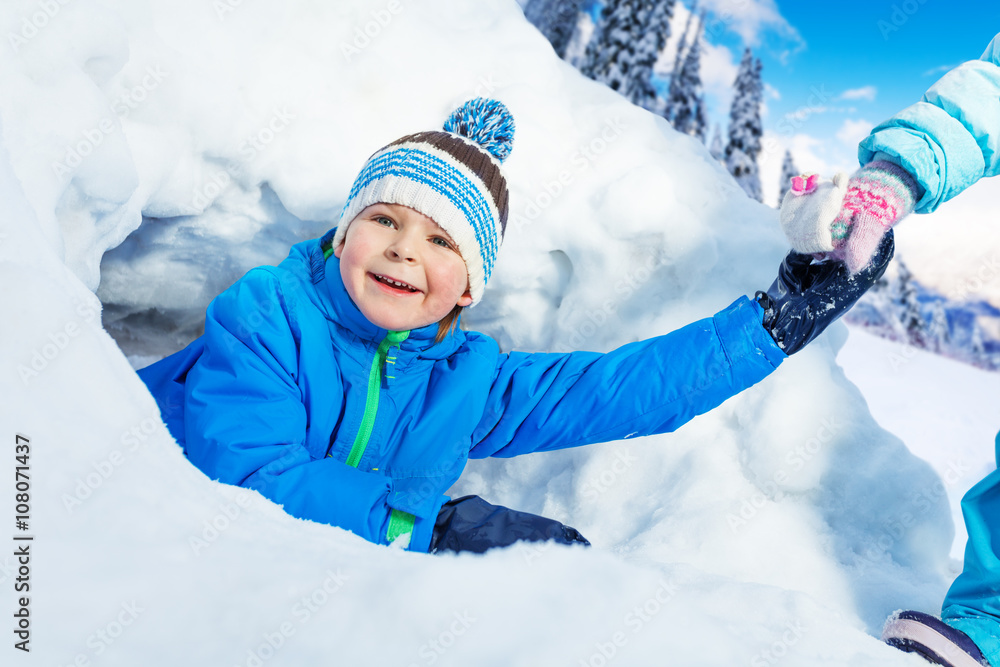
[315,230,464,358]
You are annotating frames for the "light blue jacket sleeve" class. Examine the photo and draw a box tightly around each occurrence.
[183,268,434,552]
[469,296,786,458]
[858,32,1000,213]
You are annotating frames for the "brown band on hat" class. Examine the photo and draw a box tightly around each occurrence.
[386,131,509,236]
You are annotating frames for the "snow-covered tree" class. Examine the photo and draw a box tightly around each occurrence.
[665,11,707,141]
[724,49,763,202]
[925,300,950,354]
[963,318,992,368]
[579,0,676,110]
[664,5,695,122]
[893,259,925,347]
[778,150,798,203]
[709,124,723,161]
[523,0,584,59]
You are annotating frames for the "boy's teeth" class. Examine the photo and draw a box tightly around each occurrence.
[376,274,416,291]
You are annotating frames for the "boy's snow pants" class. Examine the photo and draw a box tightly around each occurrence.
[429,495,591,554]
[942,431,1000,665]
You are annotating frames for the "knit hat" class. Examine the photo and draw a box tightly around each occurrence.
[332,98,515,306]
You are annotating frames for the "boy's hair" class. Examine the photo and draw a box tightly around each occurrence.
[331,99,515,308]
[436,305,463,344]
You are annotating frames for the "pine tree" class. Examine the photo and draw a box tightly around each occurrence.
[523,0,584,59]
[667,13,708,141]
[925,300,950,354]
[579,0,675,109]
[778,150,798,203]
[709,124,724,161]
[664,5,696,123]
[894,259,925,347]
[724,48,764,202]
[969,319,987,367]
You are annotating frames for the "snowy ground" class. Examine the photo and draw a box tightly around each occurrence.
[837,326,1000,562]
[0,0,981,665]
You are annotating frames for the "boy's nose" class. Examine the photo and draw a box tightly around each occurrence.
[387,236,418,263]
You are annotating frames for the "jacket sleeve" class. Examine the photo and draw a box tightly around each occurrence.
[469,296,785,458]
[858,32,1000,213]
[183,268,434,552]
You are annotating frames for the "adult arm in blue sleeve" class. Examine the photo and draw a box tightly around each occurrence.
[469,296,785,458]
[858,32,1000,213]
[183,268,432,551]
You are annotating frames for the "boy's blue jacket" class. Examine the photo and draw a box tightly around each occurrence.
[138,229,785,553]
[859,32,1000,212]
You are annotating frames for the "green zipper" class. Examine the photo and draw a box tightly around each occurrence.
[345,329,409,467]
[339,329,417,547]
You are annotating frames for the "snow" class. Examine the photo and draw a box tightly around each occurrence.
[836,326,1000,561]
[0,0,975,664]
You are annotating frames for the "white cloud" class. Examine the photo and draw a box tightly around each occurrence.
[780,105,856,125]
[835,118,874,149]
[699,0,805,52]
[839,86,877,102]
[923,63,960,78]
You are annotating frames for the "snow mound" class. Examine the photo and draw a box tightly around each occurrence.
[0,0,953,663]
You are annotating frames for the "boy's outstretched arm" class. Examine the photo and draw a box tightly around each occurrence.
[181,269,434,552]
[470,236,892,459]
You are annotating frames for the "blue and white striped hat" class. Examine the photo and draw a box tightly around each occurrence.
[332,98,515,306]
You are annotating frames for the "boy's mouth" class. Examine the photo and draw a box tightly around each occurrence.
[370,272,421,294]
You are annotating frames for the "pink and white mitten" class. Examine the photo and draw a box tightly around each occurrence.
[828,161,920,273]
[779,172,849,254]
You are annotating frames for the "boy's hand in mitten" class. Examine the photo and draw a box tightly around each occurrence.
[779,161,919,274]
[755,230,894,355]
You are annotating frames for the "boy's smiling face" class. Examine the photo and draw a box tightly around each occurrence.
[334,203,473,331]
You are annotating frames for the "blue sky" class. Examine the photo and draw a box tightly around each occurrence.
[658,0,1000,203]
[753,0,999,144]
[572,0,999,202]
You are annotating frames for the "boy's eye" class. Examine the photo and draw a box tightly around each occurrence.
[431,237,452,249]
[375,216,394,227]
